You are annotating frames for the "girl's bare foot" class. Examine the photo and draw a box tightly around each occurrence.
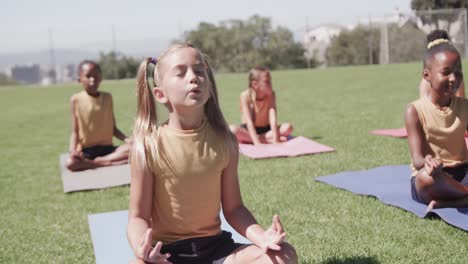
[426,200,439,213]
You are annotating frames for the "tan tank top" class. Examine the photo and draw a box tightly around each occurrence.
[150,120,230,243]
[73,91,114,150]
[410,96,468,173]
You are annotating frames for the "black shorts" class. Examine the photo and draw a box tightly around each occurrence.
[160,231,245,264]
[81,145,116,160]
[411,164,468,203]
[240,124,271,135]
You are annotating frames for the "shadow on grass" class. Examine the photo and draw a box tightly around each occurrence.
[313,255,380,264]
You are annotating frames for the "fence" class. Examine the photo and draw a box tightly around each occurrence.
[378,8,468,64]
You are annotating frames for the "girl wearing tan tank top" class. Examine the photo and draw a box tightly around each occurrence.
[405,38,468,212]
[66,61,132,171]
[127,44,297,264]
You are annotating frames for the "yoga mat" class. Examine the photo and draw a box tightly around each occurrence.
[239,136,335,159]
[315,165,468,231]
[59,154,130,193]
[88,210,251,264]
[371,129,468,147]
[371,128,407,138]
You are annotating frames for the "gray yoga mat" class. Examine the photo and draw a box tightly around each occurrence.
[59,154,130,193]
[88,210,251,264]
[315,165,468,231]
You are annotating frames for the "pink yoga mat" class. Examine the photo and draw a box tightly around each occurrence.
[372,128,468,147]
[239,136,335,159]
[371,128,407,138]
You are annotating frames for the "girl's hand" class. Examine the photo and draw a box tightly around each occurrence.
[424,155,443,176]
[69,150,85,160]
[134,228,172,263]
[125,137,134,144]
[253,140,264,146]
[259,215,287,253]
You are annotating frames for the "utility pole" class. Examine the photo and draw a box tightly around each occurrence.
[111,24,118,79]
[48,28,56,84]
[368,15,373,65]
[306,17,310,68]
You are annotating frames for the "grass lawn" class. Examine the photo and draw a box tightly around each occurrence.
[1,62,467,263]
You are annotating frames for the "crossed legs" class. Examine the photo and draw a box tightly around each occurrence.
[414,167,468,211]
[230,123,293,144]
[66,143,131,171]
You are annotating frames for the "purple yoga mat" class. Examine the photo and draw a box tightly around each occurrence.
[315,165,468,231]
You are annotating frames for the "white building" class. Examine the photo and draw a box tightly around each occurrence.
[302,24,344,67]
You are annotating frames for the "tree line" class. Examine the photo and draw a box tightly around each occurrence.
[102,0,466,79]
[6,2,462,86]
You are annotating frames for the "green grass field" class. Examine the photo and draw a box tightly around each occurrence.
[1,62,467,263]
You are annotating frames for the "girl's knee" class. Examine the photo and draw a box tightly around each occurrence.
[66,157,79,171]
[228,243,297,264]
[258,242,297,264]
[229,124,239,134]
[270,242,298,264]
[117,143,131,157]
[415,173,437,203]
[280,123,293,135]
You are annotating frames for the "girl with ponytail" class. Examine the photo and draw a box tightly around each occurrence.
[127,44,297,264]
[406,33,468,212]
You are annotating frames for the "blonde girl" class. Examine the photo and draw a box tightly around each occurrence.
[230,67,293,145]
[127,44,297,264]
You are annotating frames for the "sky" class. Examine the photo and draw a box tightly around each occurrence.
[0,0,412,55]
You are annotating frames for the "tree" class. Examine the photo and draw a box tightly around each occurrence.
[184,15,306,72]
[0,73,17,86]
[325,26,380,66]
[411,0,468,31]
[97,51,140,80]
[411,0,468,10]
[388,23,426,63]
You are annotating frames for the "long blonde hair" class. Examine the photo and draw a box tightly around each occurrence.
[247,66,270,113]
[132,43,236,172]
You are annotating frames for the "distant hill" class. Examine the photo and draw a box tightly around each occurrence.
[0,49,100,68]
[0,38,171,69]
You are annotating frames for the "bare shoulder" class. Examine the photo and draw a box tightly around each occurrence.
[240,89,250,100]
[69,93,78,105]
[405,103,419,123]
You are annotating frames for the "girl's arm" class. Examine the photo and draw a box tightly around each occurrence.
[240,92,261,145]
[110,95,129,142]
[405,104,427,170]
[221,140,286,251]
[68,96,79,154]
[127,152,170,262]
[112,113,128,142]
[268,92,280,143]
